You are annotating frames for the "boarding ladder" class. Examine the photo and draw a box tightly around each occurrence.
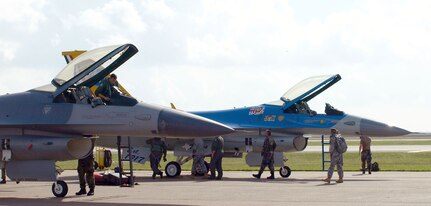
[321,135,331,171]
[116,136,134,187]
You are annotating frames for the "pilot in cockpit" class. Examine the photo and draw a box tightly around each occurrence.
[95,73,138,106]
[95,73,118,105]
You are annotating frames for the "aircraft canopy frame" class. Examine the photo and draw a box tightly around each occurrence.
[51,44,138,98]
[266,74,341,110]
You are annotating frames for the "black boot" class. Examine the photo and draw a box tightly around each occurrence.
[267,172,275,179]
[159,172,163,179]
[87,188,94,196]
[252,173,261,179]
[0,179,6,184]
[368,168,372,174]
[75,188,87,195]
[152,172,156,179]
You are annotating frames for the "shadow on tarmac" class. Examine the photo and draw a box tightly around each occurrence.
[133,174,392,184]
[58,173,391,186]
[0,198,191,206]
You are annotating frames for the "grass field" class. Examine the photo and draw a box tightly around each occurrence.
[58,151,431,172]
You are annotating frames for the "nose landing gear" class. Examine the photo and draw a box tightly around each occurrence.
[52,180,68,197]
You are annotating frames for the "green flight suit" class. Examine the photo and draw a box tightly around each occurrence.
[77,152,95,190]
[150,138,167,177]
[95,77,118,105]
[209,136,224,179]
[257,137,277,175]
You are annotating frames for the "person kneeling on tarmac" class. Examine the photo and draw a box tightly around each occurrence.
[148,137,167,179]
[253,130,277,179]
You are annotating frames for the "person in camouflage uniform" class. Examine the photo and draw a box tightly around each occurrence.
[76,152,95,196]
[322,128,344,183]
[253,130,277,179]
[209,136,224,180]
[0,167,6,184]
[359,135,372,174]
[149,137,167,179]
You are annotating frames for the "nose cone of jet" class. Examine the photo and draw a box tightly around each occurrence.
[359,118,410,137]
[157,109,234,137]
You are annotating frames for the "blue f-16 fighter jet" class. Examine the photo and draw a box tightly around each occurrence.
[97,74,409,178]
[158,74,410,178]
[194,74,409,137]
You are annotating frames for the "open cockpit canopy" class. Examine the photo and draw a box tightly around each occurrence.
[51,44,138,98]
[266,74,341,110]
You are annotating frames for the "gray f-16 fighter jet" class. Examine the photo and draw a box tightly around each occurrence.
[0,44,233,197]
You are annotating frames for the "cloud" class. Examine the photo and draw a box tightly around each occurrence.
[86,34,133,48]
[0,67,56,94]
[186,0,295,66]
[0,41,19,61]
[64,0,146,33]
[186,34,240,63]
[0,0,47,32]
[142,0,175,19]
[0,0,429,132]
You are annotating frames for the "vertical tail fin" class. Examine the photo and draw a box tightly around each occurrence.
[61,50,87,63]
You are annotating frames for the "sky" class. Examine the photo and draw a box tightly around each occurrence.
[0,0,430,132]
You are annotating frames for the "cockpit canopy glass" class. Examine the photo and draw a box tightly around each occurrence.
[52,45,121,87]
[266,75,337,106]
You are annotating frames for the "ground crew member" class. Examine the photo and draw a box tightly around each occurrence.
[253,130,277,179]
[322,128,344,183]
[359,135,372,174]
[209,136,224,180]
[149,137,167,179]
[76,152,95,196]
[1,139,9,184]
[95,73,119,104]
[0,167,5,184]
[192,138,207,176]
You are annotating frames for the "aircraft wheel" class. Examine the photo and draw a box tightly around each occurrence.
[195,161,210,176]
[52,180,68,197]
[165,161,181,177]
[279,166,291,178]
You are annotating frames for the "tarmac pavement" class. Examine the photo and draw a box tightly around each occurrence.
[1,170,431,206]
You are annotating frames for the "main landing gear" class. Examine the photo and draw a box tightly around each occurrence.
[165,156,209,177]
[165,156,191,177]
[165,161,182,177]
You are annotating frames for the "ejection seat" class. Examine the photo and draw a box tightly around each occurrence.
[325,103,344,116]
[76,86,104,107]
